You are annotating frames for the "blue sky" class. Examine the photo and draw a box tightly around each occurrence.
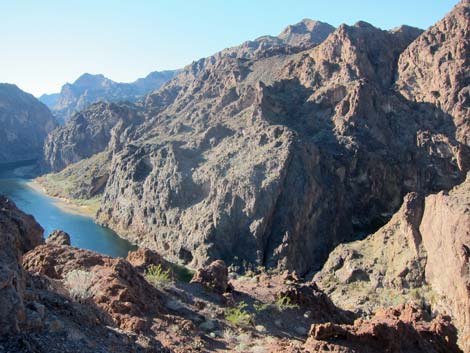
[0,0,460,96]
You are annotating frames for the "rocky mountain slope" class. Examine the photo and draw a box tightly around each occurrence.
[0,84,57,165]
[42,3,470,278]
[316,174,470,351]
[40,70,178,123]
[0,198,463,352]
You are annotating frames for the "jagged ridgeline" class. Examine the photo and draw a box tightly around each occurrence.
[41,4,470,279]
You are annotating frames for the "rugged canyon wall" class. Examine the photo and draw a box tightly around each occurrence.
[39,70,178,124]
[43,102,142,171]
[0,84,57,164]
[42,1,470,276]
[316,174,470,351]
[397,0,470,146]
[97,13,469,273]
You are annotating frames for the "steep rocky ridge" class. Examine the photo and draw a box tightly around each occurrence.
[41,4,470,276]
[0,84,57,164]
[96,17,468,274]
[316,174,470,351]
[219,19,335,59]
[40,70,178,123]
[397,0,470,146]
[43,102,142,171]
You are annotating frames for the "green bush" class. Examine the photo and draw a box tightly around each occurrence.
[225,301,253,327]
[170,263,195,283]
[145,264,172,288]
[275,295,299,311]
[253,301,270,313]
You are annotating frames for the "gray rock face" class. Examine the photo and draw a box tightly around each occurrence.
[0,84,57,164]
[95,18,469,274]
[40,71,178,123]
[43,102,142,171]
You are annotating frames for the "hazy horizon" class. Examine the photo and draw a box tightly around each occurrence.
[1,0,460,97]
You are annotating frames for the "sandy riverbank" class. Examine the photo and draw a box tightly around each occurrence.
[26,180,98,218]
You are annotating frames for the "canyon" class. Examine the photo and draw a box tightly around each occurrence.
[1,1,470,352]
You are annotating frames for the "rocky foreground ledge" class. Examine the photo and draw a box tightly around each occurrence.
[0,193,467,352]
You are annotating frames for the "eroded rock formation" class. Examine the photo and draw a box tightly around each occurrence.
[95,12,469,275]
[316,174,470,351]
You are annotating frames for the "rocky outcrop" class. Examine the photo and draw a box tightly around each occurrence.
[306,305,462,353]
[397,0,470,146]
[126,247,167,273]
[22,245,165,332]
[0,84,56,164]
[40,71,178,123]
[46,230,71,246]
[219,19,335,59]
[276,281,355,324]
[0,197,44,336]
[316,174,470,351]
[419,174,470,351]
[96,15,468,275]
[315,192,428,314]
[190,260,230,294]
[43,102,142,171]
[0,198,168,352]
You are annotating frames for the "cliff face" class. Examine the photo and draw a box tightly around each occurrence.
[316,174,470,352]
[96,15,468,274]
[42,4,470,276]
[0,84,57,164]
[43,102,142,172]
[40,71,178,123]
[397,0,470,146]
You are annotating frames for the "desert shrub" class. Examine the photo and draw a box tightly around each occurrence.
[225,301,253,326]
[275,295,299,311]
[170,263,195,283]
[64,269,97,300]
[253,301,270,313]
[145,264,172,288]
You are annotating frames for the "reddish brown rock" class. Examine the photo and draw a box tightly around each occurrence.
[306,305,461,353]
[277,282,355,324]
[22,244,165,332]
[0,197,43,336]
[397,0,470,146]
[190,260,230,294]
[419,174,470,351]
[126,247,167,273]
[46,230,71,246]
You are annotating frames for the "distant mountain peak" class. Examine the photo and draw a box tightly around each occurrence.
[277,19,335,46]
[73,73,111,88]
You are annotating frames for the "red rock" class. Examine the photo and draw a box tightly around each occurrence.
[23,244,165,332]
[306,305,461,353]
[190,260,230,294]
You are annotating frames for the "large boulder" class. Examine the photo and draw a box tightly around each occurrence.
[190,260,230,294]
[46,230,71,246]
